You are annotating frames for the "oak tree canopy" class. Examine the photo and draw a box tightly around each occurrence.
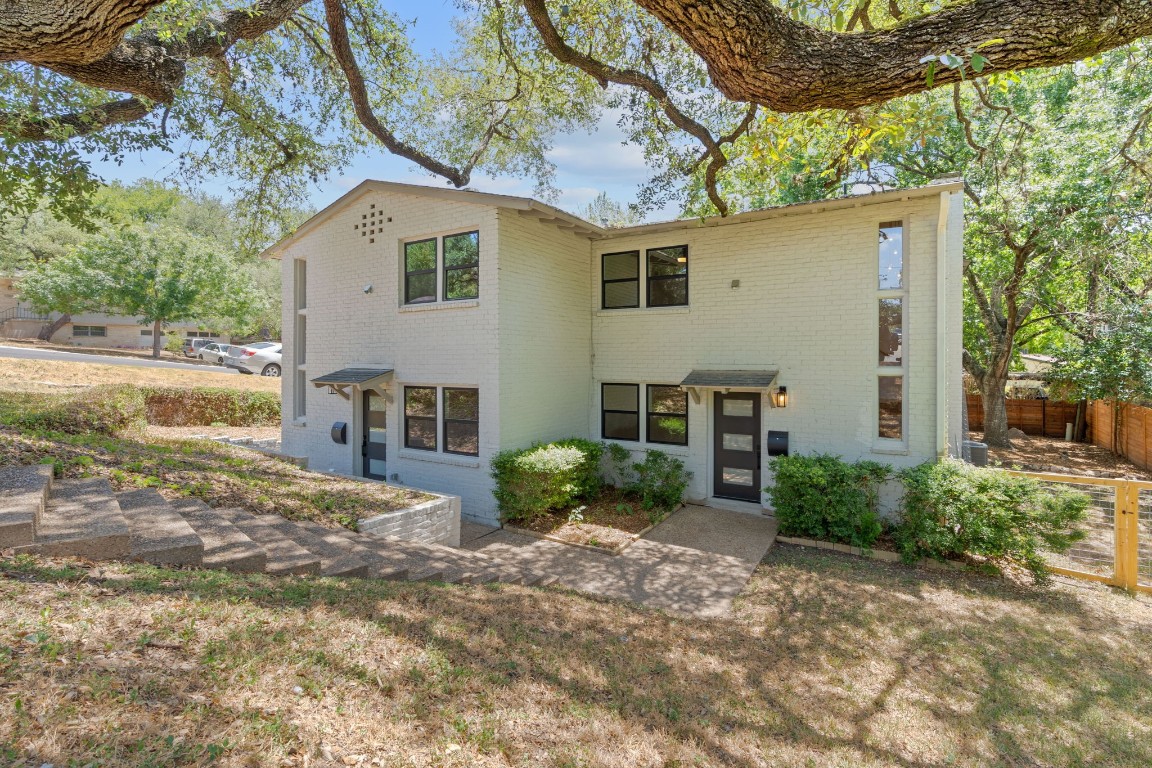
[3,0,1152,223]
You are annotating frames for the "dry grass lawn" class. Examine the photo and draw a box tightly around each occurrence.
[2,546,1150,767]
[0,356,279,393]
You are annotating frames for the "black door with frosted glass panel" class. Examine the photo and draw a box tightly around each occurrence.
[362,391,387,480]
[713,392,761,501]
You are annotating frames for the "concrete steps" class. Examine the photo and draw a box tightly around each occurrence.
[12,478,131,559]
[0,465,52,548]
[1,466,551,590]
[116,489,204,566]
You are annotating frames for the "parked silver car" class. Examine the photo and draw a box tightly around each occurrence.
[197,342,234,365]
[224,342,282,376]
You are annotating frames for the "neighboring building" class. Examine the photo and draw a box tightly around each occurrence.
[0,277,228,349]
[265,179,966,525]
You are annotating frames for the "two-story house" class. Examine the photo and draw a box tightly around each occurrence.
[264,179,965,525]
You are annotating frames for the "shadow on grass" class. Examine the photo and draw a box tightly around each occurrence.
[3,546,1152,767]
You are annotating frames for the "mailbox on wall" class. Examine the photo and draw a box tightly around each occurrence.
[331,421,348,445]
[767,430,789,457]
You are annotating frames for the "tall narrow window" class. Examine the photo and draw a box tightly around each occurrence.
[877,220,906,441]
[878,298,902,366]
[601,383,640,441]
[878,221,903,289]
[443,388,479,455]
[602,251,639,309]
[404,386,438,450]
[647,385,688,445]
[443,231,479,301]
[878,377,904,440]
[293,258,307,419]
[647,245,688,307]
[404,239,437,304]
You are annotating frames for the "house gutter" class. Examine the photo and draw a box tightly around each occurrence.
[936,190,951,459]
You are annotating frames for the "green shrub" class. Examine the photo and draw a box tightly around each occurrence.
[6,384,147,436]
[896,459,1089,584]
[629,450,691,518]
[767,453,890,548]
[142,386,281,427]
[491,438,604,522]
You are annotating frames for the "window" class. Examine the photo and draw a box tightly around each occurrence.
[140,329,152,337]
[73,325,106,337]
[647,385,688,445]
[602,251,639,309]
[601,383,640,441]
[878,377,903,440]
[877,220,907,441]
[878,221,903,289]
[404,238,437,304]
[443,231,479,301]
[404,387,438,450]
[647,245,688,307]
[293,258,308,419]
[185,331,218,338]
[443,388,479,455]
[878,298,902,366]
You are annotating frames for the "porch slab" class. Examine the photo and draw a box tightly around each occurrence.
[462,505,778,618]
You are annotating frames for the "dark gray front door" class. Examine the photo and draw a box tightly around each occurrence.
[362,391,387,480]
[713,392,761,501]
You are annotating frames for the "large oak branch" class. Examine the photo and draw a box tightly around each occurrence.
[633,0,1152,111]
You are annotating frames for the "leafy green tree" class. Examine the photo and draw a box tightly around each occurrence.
[4,0,1152,228]
[580,192,641,228]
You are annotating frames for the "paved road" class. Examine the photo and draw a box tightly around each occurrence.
[0,344,240,374]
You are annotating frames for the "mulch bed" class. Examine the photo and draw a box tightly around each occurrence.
[977,432,1152,480]
[510,487,665,553]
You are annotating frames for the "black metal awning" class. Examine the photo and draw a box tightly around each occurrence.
[679,369,779,389]
[311,368,393,399]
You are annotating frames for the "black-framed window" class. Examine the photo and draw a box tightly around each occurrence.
[601,383,640,441]
[878,376,903,440]
[404,238,437,304]
[443,231,479,301]
[647,385,688,445]
[73,325,106,337]
[602,251,639,309]
[404,386,438,450]
[443,388,479,456]
[647,245,688,307]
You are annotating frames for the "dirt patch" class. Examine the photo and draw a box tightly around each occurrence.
[0,357,278,393]
[146,425,281,441]
[977,431,1152,480]
[511,488,666,552]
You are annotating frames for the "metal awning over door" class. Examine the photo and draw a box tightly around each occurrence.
[311,368,394,399]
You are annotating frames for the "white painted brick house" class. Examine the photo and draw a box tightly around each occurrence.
[265,179,965,525]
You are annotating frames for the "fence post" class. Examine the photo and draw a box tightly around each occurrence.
[1114,482,1140,590]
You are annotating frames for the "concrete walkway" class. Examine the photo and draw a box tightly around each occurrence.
[462,505,778,618]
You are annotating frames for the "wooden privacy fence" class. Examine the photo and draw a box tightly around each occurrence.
[966,395,1081,438]
[1009,470,1152,594]
[1089,400,1152,474]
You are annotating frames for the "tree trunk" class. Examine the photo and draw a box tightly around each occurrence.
[151,319,162,359]
[37,313,70,341]
[980,373,1013,448]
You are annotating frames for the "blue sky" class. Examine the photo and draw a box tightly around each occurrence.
[82,0,674,221]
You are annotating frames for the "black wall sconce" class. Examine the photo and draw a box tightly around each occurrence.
[773,386,788,408]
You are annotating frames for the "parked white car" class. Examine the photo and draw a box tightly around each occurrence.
[197,342,234,365]
[224,342,282,376]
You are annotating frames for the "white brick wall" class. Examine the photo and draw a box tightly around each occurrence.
[277,184,965,523]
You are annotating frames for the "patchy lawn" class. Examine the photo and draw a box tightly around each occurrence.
[145,425,282,442]
[0,356,278,393]
[1,547,1149,767]
[0,428,427,528]
[977,431,1152,480]
[511,487,667,553]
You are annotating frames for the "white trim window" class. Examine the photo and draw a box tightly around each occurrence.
[72,325,106,337]
[877,220,908,443]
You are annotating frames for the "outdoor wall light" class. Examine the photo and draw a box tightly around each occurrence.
[362,284,373,294]
[773,386,788,408]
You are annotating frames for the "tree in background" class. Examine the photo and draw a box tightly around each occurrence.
[21,225,264,358]
[678,45,1152,447]
[580,192,641,228]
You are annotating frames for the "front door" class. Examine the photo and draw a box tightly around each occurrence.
[362,391,387,480]
[713,392,762,501]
